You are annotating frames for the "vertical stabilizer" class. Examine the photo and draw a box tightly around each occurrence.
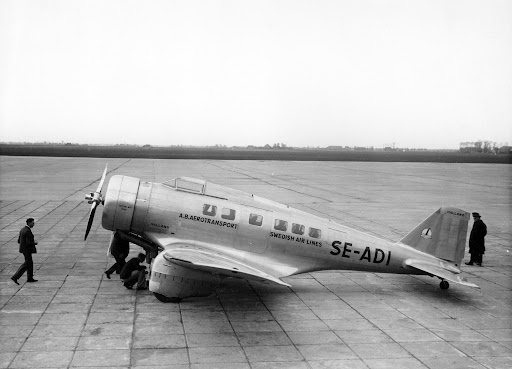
[398,207,469,266]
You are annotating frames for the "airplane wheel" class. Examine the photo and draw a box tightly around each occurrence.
[153,293,182,303]
[440,280,449,290]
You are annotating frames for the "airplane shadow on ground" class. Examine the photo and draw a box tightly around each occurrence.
[206,274,481,309]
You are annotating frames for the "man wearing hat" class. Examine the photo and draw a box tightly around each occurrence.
[466,212,487,266]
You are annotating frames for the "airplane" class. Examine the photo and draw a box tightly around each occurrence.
[84,165,479,302]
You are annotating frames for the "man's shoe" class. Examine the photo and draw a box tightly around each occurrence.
[123,283,132,290]
[465,262,473,265]
[27,279,38,282]
[136,286,148,290]
[11,277,19,285]
[104,271,111,279]
[476,263,482,266]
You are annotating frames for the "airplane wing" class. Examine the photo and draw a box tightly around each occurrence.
[404,259,479,288]
[161,246,291,287]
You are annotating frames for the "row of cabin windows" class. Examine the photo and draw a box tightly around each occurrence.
[203,204,235,220]
[202,204,322,239]
[275,219,322,238]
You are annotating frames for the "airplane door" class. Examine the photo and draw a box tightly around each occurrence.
[234,207,272,254]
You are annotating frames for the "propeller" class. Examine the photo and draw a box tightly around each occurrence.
[84,164,108,240]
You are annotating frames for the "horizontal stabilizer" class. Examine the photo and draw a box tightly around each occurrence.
[404,259,479,288]
[162,247,291,287]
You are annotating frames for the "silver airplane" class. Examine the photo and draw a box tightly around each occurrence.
[85,165,478,302]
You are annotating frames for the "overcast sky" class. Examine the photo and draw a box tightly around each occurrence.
[1,0,511,149]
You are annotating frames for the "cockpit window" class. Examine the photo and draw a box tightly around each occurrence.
[292,223,305,235]
[203,204,217,216]
[162,179,176,188]
[249,214,263,226]
[309,227,322,239]
[176,178,204,193]
[274,219,288,231]
[221,208,236,220]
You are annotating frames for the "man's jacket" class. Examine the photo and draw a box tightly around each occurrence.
[18,226,37,254]
[120,257,145,279]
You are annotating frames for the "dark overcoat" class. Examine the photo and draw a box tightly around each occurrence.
[18,226,37,254]
[111,237,130,258]
[469,219,487,254]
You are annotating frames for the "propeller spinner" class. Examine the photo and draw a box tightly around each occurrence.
[84,165,108,240]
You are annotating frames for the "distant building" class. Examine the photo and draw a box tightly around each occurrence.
[326,146,345,150]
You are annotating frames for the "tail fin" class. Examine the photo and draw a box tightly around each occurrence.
[398,207,469,266]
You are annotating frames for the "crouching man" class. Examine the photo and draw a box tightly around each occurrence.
[120,253,147,290]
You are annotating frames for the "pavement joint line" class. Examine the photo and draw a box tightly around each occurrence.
[308,272,370,364]
[258,280,311,366]
[62,159,132,202]
[217,289,252,367]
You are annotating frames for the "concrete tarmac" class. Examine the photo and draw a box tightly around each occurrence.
[0,156,511,369]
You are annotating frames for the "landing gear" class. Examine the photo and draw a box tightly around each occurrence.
[153,293,182,303]
[440,280,450,290]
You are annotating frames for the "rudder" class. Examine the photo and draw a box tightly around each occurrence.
[398,207,470,266]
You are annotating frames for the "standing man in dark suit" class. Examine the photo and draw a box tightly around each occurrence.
[466,212,487,266]
[11,218,38,284]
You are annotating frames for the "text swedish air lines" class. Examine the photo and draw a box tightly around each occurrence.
[270,232,323,247]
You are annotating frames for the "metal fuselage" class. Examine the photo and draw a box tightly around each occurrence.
[102,175,434,281]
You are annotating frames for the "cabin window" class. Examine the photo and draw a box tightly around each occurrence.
[203,204,217,216]
[292,223,305,235]
[309,227,322,239]
[221,208,236,220]
[249,213,263,226]
[274,219,288,231]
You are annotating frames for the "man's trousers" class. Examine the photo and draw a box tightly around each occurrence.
[12,253,34,280]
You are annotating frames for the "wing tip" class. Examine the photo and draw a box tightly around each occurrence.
[456,276,480,288]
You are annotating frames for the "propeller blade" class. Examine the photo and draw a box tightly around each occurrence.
[96,165,108,193]
[84,202,97,241]
[84,164,107,241]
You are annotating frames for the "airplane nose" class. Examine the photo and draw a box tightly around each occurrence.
[102,175,140,232]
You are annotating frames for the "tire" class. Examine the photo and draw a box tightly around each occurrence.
[153,293,182,303]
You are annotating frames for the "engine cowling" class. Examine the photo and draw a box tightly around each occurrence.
[149,252,220,302]
[102,175,140,232]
